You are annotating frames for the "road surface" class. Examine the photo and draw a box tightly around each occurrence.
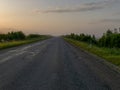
[0,38,120,90]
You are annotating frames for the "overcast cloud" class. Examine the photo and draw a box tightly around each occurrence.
[35,0,119,13]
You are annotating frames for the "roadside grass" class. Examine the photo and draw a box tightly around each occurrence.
[0,37,50,50]
[64,38,120,67]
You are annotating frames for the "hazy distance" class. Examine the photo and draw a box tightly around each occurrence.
[0,0,120,36]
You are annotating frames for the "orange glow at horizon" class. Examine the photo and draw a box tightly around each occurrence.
[0,0,120,36]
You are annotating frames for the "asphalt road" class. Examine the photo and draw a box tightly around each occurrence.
[0,37,120,90]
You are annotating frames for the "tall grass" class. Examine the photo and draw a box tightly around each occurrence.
[64,38,120,67]
[0,37,49,50]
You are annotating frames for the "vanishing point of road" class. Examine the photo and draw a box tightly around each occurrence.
[0,38,120,90]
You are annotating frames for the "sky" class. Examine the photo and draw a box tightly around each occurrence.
[0,0,120,36]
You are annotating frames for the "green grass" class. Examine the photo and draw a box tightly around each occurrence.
[0,37,50,50]
[64,38,120,67]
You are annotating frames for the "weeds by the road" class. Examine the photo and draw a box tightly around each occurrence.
[64,38,120,67]
[0,37,49,50]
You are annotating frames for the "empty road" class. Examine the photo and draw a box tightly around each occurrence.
[0,38,120,90]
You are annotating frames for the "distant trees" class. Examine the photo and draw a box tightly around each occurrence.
[64,27,120,48]
[0,34,6,42]
[0,31,26,42]
[65,33,97,45]
[27,34,42,39]
[7,31,26,40]
[0,31,44,42]
[99,29,120,48]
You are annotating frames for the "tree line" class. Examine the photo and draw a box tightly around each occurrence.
[0,31,43,42]
[64,28,120,48]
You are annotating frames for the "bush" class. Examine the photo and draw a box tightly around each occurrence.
[64,27,120,48]
[65,33,97,45]
[27,34,41,39]
[0,31,25,42]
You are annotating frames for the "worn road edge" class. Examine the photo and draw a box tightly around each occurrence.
[64,38,120,74]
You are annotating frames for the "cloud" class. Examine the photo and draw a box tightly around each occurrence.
[101,18,120,23]
[89,18,120,24]
[35,0,119,13]
[115,12,120,15]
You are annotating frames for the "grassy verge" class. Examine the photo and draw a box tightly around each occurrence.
[0,37,50,50]
[64,38,120,67]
